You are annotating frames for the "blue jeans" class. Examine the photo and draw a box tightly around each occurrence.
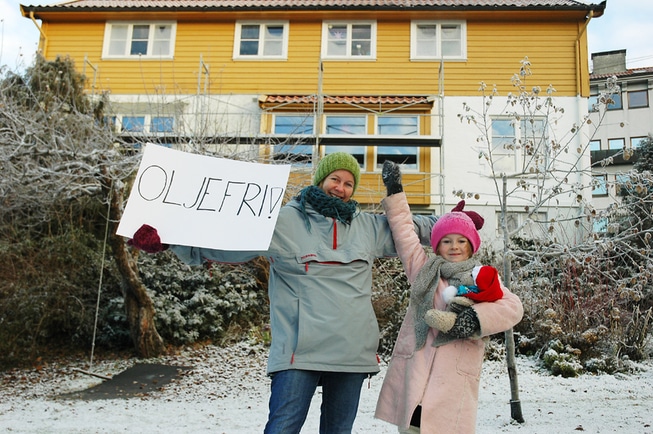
[264,370,368,434]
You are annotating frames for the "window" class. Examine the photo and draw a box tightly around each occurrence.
[322,22,375,59]
[592,174,608,196]
[589,140,601,151]
[376,116,419,169]
[491,119,518,173]
[325,115,367,135]
[608,138,625,150]
[497,211,548,239]
[234,22,288,59]
[272,115,315,165]
[324,115,366,166]
[628,90,648,108]
[588,86,599,112]
[121,116,145,133]
[411,21,466,60]
[489,117,548,173]
[273,114,315,136]
[104,22,175,59]
[151,116,174,133]
[607,91,622,110]
[631,137,647,148]
[592,217,608,233]
[324,146,366,167]
[114,115,175,134]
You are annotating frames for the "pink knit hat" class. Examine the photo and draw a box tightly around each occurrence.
[430,200,485,254]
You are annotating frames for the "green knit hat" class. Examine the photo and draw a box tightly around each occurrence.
[313,152,361,192]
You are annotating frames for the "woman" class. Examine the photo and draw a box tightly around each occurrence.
[128,152,436,434]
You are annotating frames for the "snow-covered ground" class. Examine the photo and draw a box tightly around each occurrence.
[1,341,652,433]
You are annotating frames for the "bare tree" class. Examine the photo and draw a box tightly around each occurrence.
[454,58,653,418]
[0,55,166,357]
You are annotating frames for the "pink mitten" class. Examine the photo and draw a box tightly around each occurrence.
[127,224,169,253]
[468,266,503,302]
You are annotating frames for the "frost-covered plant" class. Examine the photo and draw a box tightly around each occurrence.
[103,251,269,346]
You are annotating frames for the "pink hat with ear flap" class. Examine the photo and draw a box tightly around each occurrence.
[430,200,485,254]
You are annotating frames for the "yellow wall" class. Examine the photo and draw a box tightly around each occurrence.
[34,11,591,97]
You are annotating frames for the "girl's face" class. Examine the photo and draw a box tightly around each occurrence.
[319,169,355,202]
[436,234,473,262]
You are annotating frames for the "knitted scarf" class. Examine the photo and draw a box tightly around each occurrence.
[411,256,480,350]
[296,185,359,230]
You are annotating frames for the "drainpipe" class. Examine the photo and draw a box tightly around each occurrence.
[28,11,47,57]
[576,10,595,96]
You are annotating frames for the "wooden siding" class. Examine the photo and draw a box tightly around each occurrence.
[35,13,590,97]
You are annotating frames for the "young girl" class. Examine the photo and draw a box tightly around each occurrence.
[375,161,523,433]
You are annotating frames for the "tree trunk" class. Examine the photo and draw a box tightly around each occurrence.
[103,171,166,357]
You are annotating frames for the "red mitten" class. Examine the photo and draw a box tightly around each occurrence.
[468,265,503,302]
[127,224,168,253]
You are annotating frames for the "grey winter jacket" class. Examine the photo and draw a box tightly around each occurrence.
[171,198,435,375]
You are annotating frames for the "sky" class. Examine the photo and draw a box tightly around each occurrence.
[1,0,653,72]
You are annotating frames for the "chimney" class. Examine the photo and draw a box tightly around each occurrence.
[591,49,627,74]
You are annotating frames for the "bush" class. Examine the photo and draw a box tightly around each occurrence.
[0,230,123,369]
[109,252,271,346]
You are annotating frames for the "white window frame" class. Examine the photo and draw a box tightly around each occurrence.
[321,21,376,60]
[103,21,176,59]
[410,20,466,60]
[234,21,289,60]
[489,117,549,174]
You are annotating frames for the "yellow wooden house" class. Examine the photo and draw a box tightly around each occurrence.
[20,0,607,240]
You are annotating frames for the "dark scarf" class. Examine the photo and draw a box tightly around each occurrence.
[296,185,359,230]
[410,256,480,350]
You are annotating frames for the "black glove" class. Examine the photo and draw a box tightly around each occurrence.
[447,306,481,339]
[381,160,403,196]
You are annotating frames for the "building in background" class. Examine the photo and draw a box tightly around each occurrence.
[20,0,607,247]
[589,49,653,227]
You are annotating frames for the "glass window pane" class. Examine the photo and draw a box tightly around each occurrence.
[416,24,437,57]
[628,90,648,108]
[325,116,366,135]
[441,24,461,57]
[122,116,145,132]
[631,137,647,148]
[132,25,149,39]
[130,41,148,55]
[273,144,313,165]
[378,116,418,135]
[240,41,259,55]
[589,140,601,151]
[274,115,314,135]
[264,40,283,56]
[376,146,418,169]
[109,25,128,56]
[592,175,607,196]
[607,92,622,110]
[324,146,365,167]
[608,138,624,149]
[151,117,174,133]
[240,25,260,39]
[327,25,348,56]
[588,95,599,112]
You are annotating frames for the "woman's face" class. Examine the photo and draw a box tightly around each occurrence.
[319,169,355,202]
[436,234,473,262]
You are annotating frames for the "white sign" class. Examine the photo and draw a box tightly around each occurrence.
[117,144,291,251]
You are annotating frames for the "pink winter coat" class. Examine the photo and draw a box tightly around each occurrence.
[375,193,524,433]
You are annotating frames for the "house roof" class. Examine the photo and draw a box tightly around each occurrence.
[262,95,432,106]
[21,0,606,16]
[590,67,653,81]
